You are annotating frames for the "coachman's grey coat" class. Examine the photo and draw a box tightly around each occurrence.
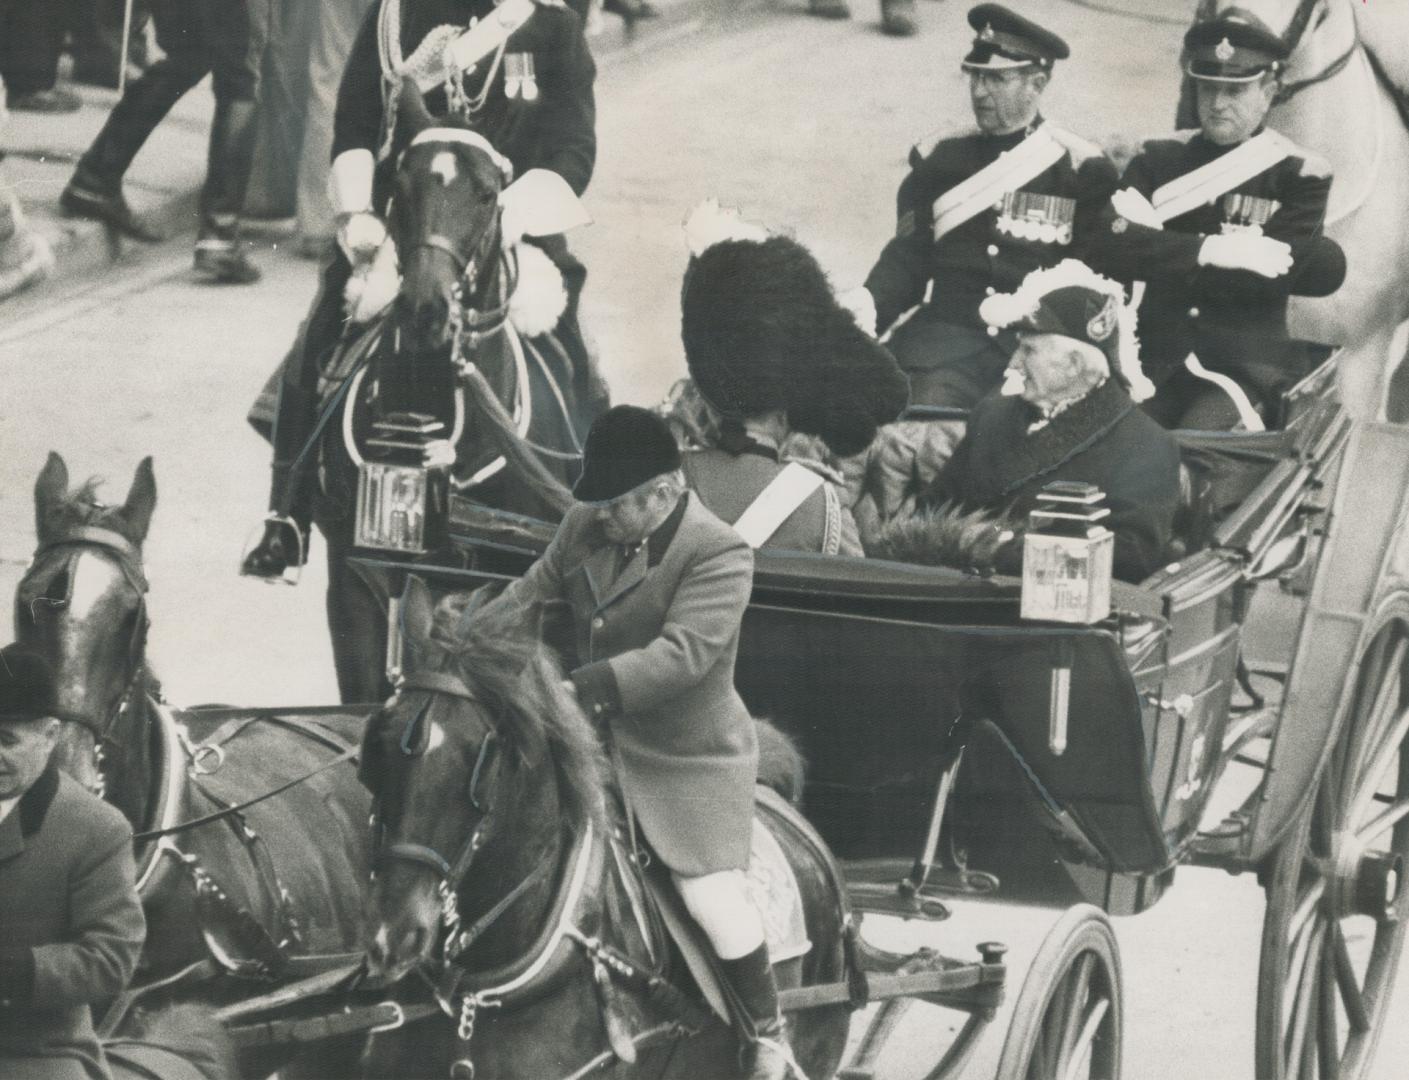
[0,766,145,1080]
[498,494,758,876]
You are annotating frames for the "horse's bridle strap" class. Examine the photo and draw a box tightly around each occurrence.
[400,670,481,703]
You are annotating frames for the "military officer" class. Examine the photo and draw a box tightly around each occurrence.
[243,0,599,580]
[854,3,1120,409]
[0,645,146,1080]
[1086,12,1347,430]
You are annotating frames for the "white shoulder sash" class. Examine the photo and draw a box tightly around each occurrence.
[732,463,825,548]
[932,127,1067,242]
[1150,130,1292,223]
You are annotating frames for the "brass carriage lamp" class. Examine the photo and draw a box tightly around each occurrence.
[353,413,452,555]
[1020,481,1114,626]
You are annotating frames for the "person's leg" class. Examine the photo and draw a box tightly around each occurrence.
[889,317,1015,409]
[674,870,796,1080]
[1,0,76,108]
[245,0,310,220]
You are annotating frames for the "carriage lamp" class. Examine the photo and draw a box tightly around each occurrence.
[354,413,451,555]
[1020,482,1114,626]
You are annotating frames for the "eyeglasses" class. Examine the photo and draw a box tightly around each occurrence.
[965,69,1030,91]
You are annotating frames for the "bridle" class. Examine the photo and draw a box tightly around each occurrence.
[24,524,150,744]
[1273,0,1358,104]
[369,667,551,966]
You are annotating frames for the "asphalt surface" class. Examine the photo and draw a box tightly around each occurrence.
[2,1,1407,1077]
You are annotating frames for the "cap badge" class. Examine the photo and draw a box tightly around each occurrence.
[1086,297,1118,343]
[980,22,995,40]
[1215,37,1236,62]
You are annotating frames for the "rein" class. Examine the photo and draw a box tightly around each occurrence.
[1274,0,1357,105]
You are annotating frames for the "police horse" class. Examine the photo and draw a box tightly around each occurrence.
[355,579,854,1080]
[1189,0,1409,421]
[17,453,373,1080]
[311,85,595,704]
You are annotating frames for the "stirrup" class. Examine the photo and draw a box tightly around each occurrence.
[239,514,307,586]
[750,1034,808,1080]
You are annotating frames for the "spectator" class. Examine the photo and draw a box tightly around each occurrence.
[60,0,273,284]
[65,0,151,91]
[0,79,55,300]
[0,0,82,113]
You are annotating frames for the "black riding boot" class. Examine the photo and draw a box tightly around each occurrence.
[61,57,204,240]
[720,945,797,1080]
[194,97,261,284]
[241,382,317,579]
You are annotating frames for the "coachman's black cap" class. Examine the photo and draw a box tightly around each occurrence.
[1185,13,1289,83]
[573,406,683,505]
[0,644,58,724]
[963,4,1070,71]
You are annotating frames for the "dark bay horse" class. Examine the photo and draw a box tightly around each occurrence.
[16,453,372,1080]
[314,88,598,705]
[356,579,853,1079]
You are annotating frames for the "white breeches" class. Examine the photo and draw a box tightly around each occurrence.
[672,869,765,961]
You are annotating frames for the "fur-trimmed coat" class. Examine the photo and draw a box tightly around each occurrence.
[921,380,1182,582]
[0,767,145,1080]
[497,494,758,876]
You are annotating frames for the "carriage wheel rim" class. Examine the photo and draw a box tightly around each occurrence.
[1024,946,1118,1080]
[1258,619,1409,1080]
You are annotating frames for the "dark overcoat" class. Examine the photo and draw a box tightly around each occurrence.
[0,767,145,1080]
[498,494,758,876]
[922,380,1182,582]
[681,446,861,557]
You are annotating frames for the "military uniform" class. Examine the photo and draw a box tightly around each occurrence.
[861,4,1120,409]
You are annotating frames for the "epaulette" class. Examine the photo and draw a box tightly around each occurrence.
[908,124,977,168]
[781,454,845,486]
[1265,127,1333,179]
[1043,124,1108,167]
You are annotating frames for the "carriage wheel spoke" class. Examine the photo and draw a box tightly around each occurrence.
[1329,921,1371,1034]
[1283,883,1325,1018]
[1053,953,1094,1073]
[1318,936,1342,1080]
[1355,797,1409,846]
[1349,638,1404,779]
[1286,924,1325,1075]
[1058,997,1109,1080]
[1350,708,1409,824]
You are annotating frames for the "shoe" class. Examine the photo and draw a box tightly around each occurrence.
[808,0,852,19]
[8,87,83,113]
[194,241,262,285]
[603,0,660,19]
[60,179,167,242]
[880,0,918,35]
[241,517,309,580]
[0,227,54,301]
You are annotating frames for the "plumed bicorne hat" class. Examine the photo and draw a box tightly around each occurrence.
[0,643,58,723]
[680,201,909,458]
[978,259,1155,402]
[573,405,683,504]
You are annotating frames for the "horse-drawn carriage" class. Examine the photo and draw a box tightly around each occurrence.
[320,344,1407,1080]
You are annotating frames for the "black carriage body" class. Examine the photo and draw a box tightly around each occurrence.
[386,352,1369,919]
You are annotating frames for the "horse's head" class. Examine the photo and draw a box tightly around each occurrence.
[360,577,605,983]
[389,84,513,358]
[16,453,155,807]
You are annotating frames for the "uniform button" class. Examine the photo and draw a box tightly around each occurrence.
[986,244,1000,256]
[1188,307,1200,318]
[985,286,996,296]
[592,616,605,630]
[986,326,999,338]
[593,703,603,716]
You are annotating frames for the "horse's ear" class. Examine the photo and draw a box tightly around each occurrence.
[34,452,70,538]
[400,575,437,646]
[121,457,157,544]
[397,79,436,137]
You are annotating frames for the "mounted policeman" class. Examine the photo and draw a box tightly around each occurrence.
[1087,10,1348,430]
[850,3,1120,409]
[243,0,603,580]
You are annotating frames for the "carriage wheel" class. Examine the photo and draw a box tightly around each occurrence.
[992,904,1122,1080]
[1257,620,1409,1080]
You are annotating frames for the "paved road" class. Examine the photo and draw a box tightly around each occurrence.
[1,1,1405,1077]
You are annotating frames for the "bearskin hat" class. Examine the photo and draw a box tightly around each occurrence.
[680,202,909,457]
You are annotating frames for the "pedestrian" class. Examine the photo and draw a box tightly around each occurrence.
[64,0,151,90]
[489,404,799,1080]
[60,0,274,284]
[242,0,601,581]
[0,0,82,113]
[850,3,1120,409]
[0,80,56,300]
[0,644,146,1080]
[1086,11,1348,429]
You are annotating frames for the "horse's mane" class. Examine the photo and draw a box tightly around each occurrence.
[37,477,144,548]
[424,590,611,835]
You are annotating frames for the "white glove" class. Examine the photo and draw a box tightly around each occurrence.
[1198,233,1293,278]
[1109,187,1163,229]
[338,212,388,267]
[837,286,878,337]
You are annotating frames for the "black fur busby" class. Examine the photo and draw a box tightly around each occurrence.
[681,203,909,458]
[573,405,683,504]
[0,644,57,722]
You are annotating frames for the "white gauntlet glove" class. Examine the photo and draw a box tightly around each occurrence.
[337,211,388,266]
[328,148,385,266]
[1198,233,1293,279]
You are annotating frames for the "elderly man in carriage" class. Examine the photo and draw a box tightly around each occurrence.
[242,0,606,582]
